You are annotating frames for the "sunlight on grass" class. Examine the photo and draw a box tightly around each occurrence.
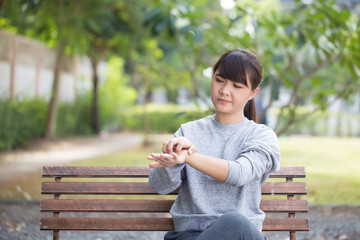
[278,136,360,204]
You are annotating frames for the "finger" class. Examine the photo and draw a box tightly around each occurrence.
[166,139,177,153]
[159,153,174,161]
[149,162,164,168]
[170,152,179,159]
[175,142,185,154]
[188,146,196,155]
[162,141,169,154]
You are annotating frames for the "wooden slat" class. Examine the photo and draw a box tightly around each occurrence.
[262,218,309,231]
[42,182,306,195]
[269,166,305,178]
[41,182,166,195]
[260,200,308,212]
[41,217,175,231]
[261,182,307,195]
[42,166,150,178]
[40,217,309,231]
[40,199,174,212]
[42,166,305,178]
[41,199,308,213]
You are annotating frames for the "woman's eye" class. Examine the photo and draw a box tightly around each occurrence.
[215,78,223,83]
[234,85,242,88]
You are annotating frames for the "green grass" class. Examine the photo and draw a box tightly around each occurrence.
[278,136,360,204]
[0,136,359,204]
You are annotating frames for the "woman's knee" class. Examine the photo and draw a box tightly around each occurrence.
[218,212,248,226]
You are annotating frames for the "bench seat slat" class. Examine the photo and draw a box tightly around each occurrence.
[40,217,309,231]
[262,182,306,195]
[40,199,174,212]
[263,218,309,231]
[40,199,308,213]
[42,166,305,178]
[268,166,305,178]
[42,182,306,195]
[40,217,174,231]
[42,166,150,178]
[260,200,308,212]
[41,182,177,195]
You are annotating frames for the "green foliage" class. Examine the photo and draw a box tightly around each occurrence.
[118,105,213,133]
[0,98,47,150]
[99,57,137,131]
[56,94,93,137]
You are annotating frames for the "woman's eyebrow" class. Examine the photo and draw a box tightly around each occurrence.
[215,73,226,78]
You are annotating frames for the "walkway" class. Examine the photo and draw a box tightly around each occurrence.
[0,132,143,182]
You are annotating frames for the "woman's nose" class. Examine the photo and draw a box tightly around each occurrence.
[220,83,230,95]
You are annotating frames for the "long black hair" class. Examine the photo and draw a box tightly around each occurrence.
[212,49,263,122]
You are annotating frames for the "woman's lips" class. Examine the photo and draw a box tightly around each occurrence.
[218,99,231,104]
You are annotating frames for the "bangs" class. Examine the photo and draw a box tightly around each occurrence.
[215,53,249,86]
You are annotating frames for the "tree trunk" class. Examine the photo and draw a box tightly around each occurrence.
[90,58,100,134]
[45,43,65,139]
[0,0,7,10]
[10,37,17,99]
[142,82,152,146]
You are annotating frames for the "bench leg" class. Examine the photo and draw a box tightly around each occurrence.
[53,230,59,240]
[290,231,296,240]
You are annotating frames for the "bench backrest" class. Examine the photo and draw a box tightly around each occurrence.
[40,166,309,240]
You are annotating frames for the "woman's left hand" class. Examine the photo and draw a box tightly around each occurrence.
[163,137,196,155]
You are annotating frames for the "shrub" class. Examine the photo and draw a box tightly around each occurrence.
[0,98,47,150]
[117,105,213,133]
[56,94,93,137]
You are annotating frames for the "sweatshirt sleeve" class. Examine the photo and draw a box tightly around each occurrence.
[148,127,186,195]
[225,127,280,187]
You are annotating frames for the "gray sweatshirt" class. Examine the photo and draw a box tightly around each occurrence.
[148,115,280,233]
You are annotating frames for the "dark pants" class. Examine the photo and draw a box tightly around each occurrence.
[164,212,266,240]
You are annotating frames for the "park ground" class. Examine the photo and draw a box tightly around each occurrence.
[0,132,360,240]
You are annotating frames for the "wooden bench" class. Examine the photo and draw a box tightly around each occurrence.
[40,166,309,240]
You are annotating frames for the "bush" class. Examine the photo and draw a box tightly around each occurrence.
[0,98,47,150]
[56,94,93,137]
[118,105,213,133]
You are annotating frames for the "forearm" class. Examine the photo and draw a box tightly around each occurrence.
[149,164,184,195]
[184,152,229,182]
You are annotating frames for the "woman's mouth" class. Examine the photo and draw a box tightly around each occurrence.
[218,99,231,104]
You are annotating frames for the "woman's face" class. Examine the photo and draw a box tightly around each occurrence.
[211,70,258,123]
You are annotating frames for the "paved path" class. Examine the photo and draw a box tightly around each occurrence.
[0,132,143,182]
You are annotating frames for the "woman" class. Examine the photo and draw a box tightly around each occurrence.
[148,49,280,240]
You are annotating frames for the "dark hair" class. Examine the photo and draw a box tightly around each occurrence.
[212,49,263,122]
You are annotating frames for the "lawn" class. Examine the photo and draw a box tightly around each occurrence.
[0,135,359,204]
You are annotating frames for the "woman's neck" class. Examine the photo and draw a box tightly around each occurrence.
[214,113,245,124]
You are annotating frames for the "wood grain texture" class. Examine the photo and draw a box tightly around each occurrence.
[41,199,308,213]
[40,199,174,212]
[43,166,150,178]
[40,165,309,237]
[43,166,305,178]
[42,182,306,195]
[40,217,309,231]
[269,166,305,178]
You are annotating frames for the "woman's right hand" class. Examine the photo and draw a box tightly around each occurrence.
[162,137,196,156]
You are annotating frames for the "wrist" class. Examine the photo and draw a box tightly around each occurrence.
[179,149,189,163]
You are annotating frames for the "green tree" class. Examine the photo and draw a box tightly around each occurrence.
[1,0,99,138]
[0,0,141,136]
[229,0,360,134]
[143,0,225,105]
[83,0,140,133]
[145,0,360,135]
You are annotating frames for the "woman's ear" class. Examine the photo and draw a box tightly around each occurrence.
[249,87,259,100]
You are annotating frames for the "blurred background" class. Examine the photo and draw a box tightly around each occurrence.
[0,0,359,239]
